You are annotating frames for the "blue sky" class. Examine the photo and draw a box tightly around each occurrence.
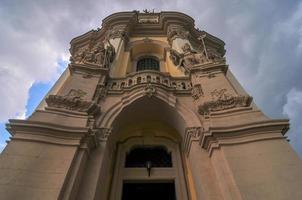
[0,59,68,152]
[0,0,302,157]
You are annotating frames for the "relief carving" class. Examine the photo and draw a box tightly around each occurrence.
[70,42,115,68]
[65,89,87,100]
[191,84,204,100]
[198,88,253,115]
[98,128,112,141]
[144,84,156,97]
[45,89,100,115]
[138,14,159,24]
[169,43,225,72]
[106,25,127,40]
[167,25,190,44]
[181,43,208,69]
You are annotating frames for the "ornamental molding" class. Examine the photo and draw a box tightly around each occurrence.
[199,89,253,115]
[106,71,192,95]
[138,13,160,24]
[170,43,225,72]
[191,84,204,100]
[144,83,157,97]
[97,128,112,142]
[167,24,190,45]
[106,25,128,40]
[6,119,91,147]
[45,89,100,115]
[70,42,115,69]
[199,120,289,156]
[183,127,201,156]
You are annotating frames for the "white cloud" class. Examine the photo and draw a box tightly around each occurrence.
[283,88,302,157]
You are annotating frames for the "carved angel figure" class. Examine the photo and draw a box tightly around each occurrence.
[181,43,207,69]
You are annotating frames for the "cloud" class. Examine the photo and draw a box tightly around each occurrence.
[0,0,301,156]
[283,88,302,157]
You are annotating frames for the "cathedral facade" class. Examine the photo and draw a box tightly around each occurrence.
[1,11,302,200]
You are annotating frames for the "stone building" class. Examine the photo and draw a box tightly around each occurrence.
[1,11,302,200]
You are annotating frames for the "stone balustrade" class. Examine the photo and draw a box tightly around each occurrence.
[107,70,192,94]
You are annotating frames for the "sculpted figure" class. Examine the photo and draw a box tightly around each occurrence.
[207,48,224,63]
[181,43,207,69]
[71,48,87,64]
[94,43,106,65]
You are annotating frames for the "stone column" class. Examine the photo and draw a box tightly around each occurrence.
[106,24,129,76]
[75,128,114,200]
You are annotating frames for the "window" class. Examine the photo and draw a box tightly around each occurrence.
[125,146,172,168]
[137,57,160,71]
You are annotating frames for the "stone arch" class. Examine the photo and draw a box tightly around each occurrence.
[98,86,201,139]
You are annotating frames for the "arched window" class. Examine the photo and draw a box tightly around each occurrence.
[136,57,160,71]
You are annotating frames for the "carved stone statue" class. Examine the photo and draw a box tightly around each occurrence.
[207,48,225,63]
[70,48,87,64]
[94,43,106,65]
[167,25,189,44]
[71,42,115,68]
[169,49,182,66]
[181,43,207,69]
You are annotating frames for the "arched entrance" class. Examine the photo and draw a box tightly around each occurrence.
[99,90,201,200]
[109,124,187,200]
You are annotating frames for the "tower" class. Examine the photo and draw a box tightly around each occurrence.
[1,11,302,199]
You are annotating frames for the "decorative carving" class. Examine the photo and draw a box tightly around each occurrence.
[45,90,100,115]
[169,43,209,71]
[169,49,182,66]
[198,89,253,115]
[142,9,155,13]
[144,84,156,97]
[207,48,225,63]
[65,89,87,100]
[167,25,189,44]
[107,71,191,94]
[71,42,115,68]
[183,127,201,155]
[191,84,204,100]
[98,128,112,141]
[138,15,159,24]
[181,43,207,70]
[106,25,127,40]
[93,83,108,102]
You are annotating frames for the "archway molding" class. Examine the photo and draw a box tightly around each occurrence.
[98,85,201,140]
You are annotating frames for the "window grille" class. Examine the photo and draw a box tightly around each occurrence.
[137,57,160,71]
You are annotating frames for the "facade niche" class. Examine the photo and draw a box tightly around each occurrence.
[136,57,160,71]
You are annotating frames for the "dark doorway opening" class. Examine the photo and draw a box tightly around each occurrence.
[122,182,176,200]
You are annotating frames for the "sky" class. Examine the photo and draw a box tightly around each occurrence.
[0,0,302,157]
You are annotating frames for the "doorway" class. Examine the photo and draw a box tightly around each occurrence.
[122,182,176,200]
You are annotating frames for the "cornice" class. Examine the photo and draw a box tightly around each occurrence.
[6,119,99,149]
[200,119,289,156]
[69,63,109,76]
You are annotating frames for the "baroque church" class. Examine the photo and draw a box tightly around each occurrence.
[1,11,302,200]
